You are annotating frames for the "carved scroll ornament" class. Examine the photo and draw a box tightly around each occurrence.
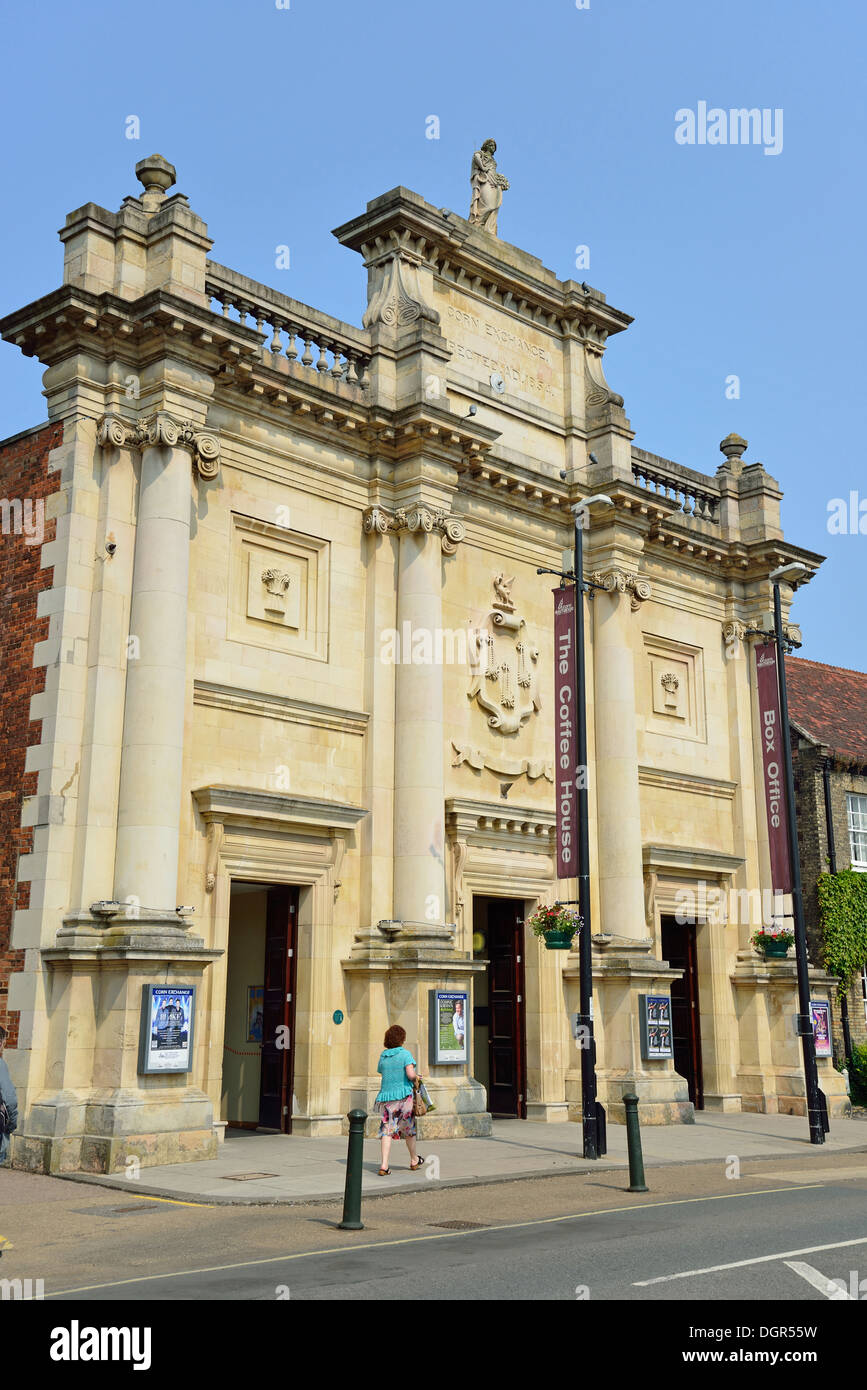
[97,412,221,480]
[363,505,466,555]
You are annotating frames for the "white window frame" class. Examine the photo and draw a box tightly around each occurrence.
[862,966,867,1028]
[847,793,867,870]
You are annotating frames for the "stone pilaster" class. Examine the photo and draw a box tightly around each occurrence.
[569,565,695,1122]
[98,413,220,913]
[362,503,466,926]
[590,568,651,943]
[348,501,487,1135]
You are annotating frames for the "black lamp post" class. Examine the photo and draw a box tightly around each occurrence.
[572,495,612,1159]
[769,561,827,1146]
[540,491,611,1159]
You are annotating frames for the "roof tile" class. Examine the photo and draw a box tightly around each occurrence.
[785,656,867,764]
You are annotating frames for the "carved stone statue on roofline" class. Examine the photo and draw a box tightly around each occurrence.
[469,139,510,236]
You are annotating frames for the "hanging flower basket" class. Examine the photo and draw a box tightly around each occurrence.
[529,903,582,951]
[751,928,794,959]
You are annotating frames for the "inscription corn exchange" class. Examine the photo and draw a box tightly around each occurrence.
[446,304,557,401]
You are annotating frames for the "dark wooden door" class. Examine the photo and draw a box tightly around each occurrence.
[259,885,298,1131]
[487,899,526,1117]
[661,916,703,1109]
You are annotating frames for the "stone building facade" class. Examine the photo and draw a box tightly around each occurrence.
[788,657,867,1058]
[0,154,848,1174]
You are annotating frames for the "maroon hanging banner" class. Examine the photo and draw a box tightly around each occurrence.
[553,587,578,879]
[755,642,793,895]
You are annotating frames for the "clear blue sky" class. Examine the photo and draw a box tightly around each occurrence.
[2,0,863,668]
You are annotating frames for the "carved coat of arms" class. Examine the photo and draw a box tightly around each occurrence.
[468,577,540,734]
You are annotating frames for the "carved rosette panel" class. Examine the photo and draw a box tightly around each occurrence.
[362,505,466,555]
[590,568,652,611]
[97,412,221,481]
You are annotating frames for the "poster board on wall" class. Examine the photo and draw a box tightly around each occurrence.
[638,994,674,1060]
[428,990,469,1064]
[138,985,196,1075]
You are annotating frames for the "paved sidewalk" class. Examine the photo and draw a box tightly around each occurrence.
[51,1111,867,1205]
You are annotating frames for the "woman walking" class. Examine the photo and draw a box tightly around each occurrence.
[374,1024,424,1176]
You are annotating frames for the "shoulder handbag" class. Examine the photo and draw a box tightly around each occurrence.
[412,1078,427,1117]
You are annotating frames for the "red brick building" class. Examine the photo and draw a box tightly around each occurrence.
[0,422,62,1046]
[787,656,867,1059]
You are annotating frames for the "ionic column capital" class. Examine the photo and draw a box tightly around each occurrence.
[590,567,652,611]
[363,504,465,555]
[723,617,802,649]
[97,411,221,481]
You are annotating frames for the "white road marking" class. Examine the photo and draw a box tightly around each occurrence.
[784,1260,854,1300]
[46,1183,820,1298]
[635,1235,867,1286]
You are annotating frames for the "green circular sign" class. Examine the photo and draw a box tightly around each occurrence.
[332,1009,344,1025]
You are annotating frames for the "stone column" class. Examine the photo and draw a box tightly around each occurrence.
[111,413,220,911]
[364,504,464,927]
[591,569,651,940]
[393,517,447,925]
[352,504,488,1137]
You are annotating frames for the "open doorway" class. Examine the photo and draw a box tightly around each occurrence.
[660,914,704,1110]
[472,896,527,1117]
[223,881,298,1132]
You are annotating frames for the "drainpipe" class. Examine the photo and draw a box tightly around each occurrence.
[823,756,853,1065]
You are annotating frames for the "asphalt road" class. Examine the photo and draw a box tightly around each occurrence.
[3,1154,863,1304]
[51,1184,867,1302]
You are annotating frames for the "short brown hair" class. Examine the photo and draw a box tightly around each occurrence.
[384,1024,406,1049]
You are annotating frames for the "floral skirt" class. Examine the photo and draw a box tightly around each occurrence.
[377,1094,416,1140]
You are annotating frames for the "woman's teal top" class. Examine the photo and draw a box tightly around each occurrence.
[375,1046,416,1103]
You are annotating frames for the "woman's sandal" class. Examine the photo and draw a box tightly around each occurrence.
[410,1156,425,1171]
[378,1167,390,1176]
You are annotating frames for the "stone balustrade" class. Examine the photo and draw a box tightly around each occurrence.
[631,449,719,523]
[206,262,371,390]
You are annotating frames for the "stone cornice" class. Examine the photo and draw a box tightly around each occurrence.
[332,186,632,346]
[445,797,556,843]
[192,785,367,833]
[638,767,737,801]
[363,503,466,554]
[97,411,221,479]
[366,403,499,465]
[193,680,368,736]
[642,844,745,877]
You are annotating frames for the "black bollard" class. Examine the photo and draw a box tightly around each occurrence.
[338,1108,367,1230]
[623,1091,648,1193]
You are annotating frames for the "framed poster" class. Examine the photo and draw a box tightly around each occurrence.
[810,1000,832,1058]
[247,986,264,1044]
[639,994,674,1060]
[138,985,196,1075]
[428,989,469,1064]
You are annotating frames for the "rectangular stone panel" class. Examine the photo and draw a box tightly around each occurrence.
[228,512,329,662]
[642,632,707,743]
